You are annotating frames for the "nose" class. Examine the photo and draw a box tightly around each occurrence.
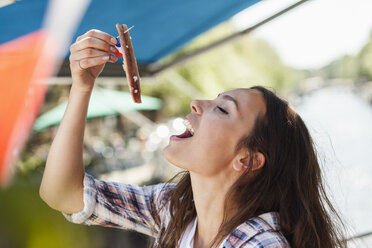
[190,100,203,115]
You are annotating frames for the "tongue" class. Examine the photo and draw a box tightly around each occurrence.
[176,129,193,138]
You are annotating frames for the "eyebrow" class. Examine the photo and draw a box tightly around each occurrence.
[218,93,239,110]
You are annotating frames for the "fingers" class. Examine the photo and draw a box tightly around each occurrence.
[70,48,110,61]
[79,55,112,69]
[69,29,119,72]
[69,47,117,66]
[76,29,117,45]
[70,54,117,71]
[70,29,118,57]
[70,36,117,54]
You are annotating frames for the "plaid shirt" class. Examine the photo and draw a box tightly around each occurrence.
[63,173,290,247]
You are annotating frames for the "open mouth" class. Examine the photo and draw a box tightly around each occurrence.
[176,128,193,139]
[172,119,194,140]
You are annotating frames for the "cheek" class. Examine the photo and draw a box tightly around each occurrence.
[198,124,236,151]
[162,120,242,175]
[162,134,235,175]
[189,127,238,173]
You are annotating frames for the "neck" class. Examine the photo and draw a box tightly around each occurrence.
[190,172,237,248]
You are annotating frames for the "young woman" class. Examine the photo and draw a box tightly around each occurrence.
[40,29,347,248]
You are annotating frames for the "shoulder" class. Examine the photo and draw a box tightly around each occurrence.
[88,173,176,202]
[242,230,290,247]
[142,183,176,206]
[82,173,176,220]
[224,212,290,248]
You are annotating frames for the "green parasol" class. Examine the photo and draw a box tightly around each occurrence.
[33,87,162,131]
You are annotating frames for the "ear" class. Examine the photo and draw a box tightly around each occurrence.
[232,150,250,172]
[232,151,265,172]
[251,152,265,171]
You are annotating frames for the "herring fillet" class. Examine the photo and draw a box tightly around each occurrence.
[116,24,142,103]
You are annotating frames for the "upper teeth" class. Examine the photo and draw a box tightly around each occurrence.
[183,119,195,135]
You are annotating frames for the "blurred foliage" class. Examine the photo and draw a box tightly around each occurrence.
[0,170,150,248]
[0,171,97,248]
[144,22,307,117]
[315,32,372,82]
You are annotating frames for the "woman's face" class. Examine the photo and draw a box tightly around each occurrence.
[162,88,266,177]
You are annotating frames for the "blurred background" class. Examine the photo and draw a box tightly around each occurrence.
[1,0,372,247]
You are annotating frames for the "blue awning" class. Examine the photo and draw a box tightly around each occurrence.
[0,0,261,64]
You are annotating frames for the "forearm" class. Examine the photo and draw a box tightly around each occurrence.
[40,29,117,214]
[40,84,92,213]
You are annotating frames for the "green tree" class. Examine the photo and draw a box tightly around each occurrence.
[152,22,305,116]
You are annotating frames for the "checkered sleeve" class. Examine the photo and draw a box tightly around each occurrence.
[243,231,290,247]
[62,173,174,237]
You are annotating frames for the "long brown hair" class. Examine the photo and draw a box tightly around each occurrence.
[156,86,347,248]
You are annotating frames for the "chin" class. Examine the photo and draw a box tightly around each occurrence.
[162,147,188,170]
[162,146,175,165]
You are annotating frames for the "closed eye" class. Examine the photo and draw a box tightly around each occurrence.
[217,106,229,115]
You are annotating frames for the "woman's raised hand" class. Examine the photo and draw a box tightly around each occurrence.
[69,29,118,92]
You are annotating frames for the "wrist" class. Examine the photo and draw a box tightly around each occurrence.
[70,84,94,97]
[70,82,94,94]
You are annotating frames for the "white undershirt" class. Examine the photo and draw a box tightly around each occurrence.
[178,218,227,248]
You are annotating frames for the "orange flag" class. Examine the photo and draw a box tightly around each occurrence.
[0,31,54,186]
